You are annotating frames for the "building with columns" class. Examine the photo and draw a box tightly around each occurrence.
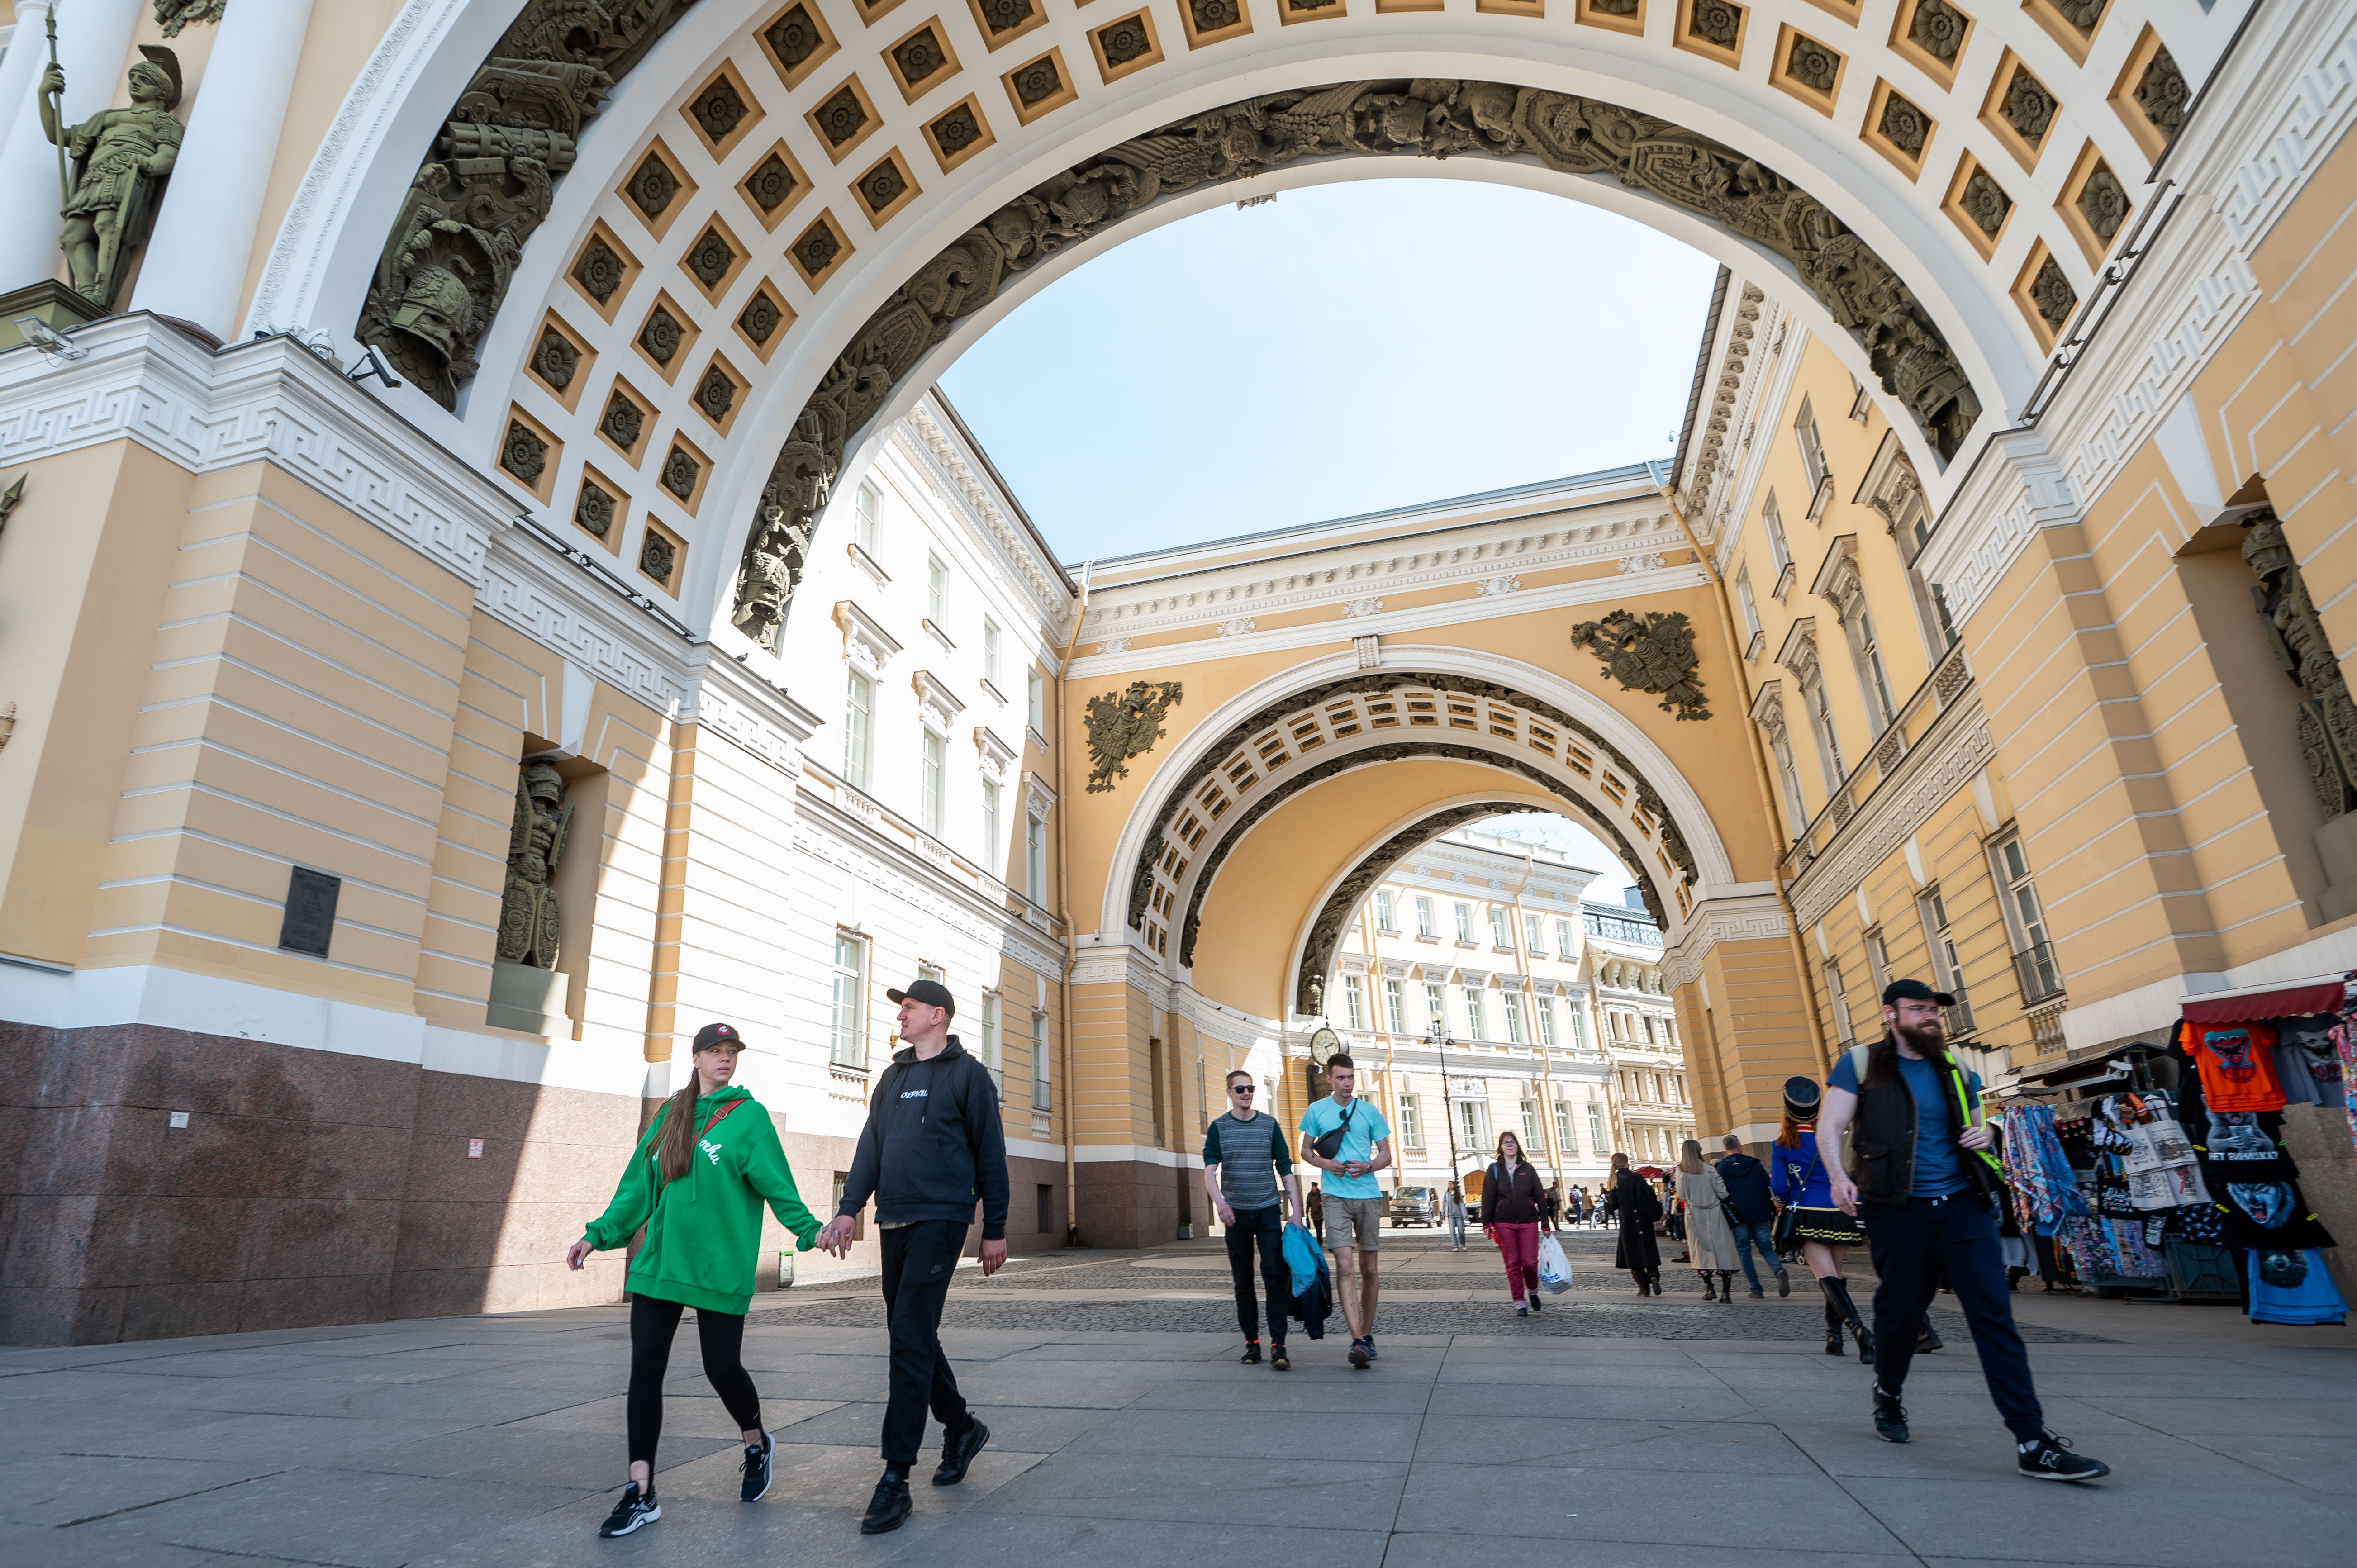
[7,0,2357,1338]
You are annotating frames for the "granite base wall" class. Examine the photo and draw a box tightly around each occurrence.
[0,1021,1073,1344]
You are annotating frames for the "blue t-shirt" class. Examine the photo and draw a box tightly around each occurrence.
[1298,1096,1391,1200]
[1829,1050,1982,1197]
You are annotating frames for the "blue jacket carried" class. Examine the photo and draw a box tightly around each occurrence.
[1280,1223,1331,1340]
[1715,1151,1775,1224]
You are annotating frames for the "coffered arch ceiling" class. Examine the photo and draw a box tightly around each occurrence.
[278,0,2209,644]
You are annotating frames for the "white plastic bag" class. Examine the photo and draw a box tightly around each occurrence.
[1537,1232,1574,1295]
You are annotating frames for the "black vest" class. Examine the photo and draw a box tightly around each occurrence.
[1849,1039,1993,1206]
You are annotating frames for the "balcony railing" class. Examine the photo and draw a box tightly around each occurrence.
[2014,941,2065,1005]
[1780,640,1973,877]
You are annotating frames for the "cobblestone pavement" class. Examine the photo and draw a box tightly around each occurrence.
[6,1231,2352,1568]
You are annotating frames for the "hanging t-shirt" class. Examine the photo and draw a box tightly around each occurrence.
[2247,1248,2348,1326]
[2180,1020,2286,1113]
[2271,1016,2343,1107]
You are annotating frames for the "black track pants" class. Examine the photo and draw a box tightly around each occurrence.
[1223,1203,1290,1344]
[627,1293,762,1468]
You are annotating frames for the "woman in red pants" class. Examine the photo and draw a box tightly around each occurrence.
[1481,1131,1551,1317]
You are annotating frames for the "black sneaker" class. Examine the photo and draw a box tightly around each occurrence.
[1872,1386,1910,1444]
[861,1471,912,1533]
[1528,1293,1541,1313]
[1270,1345,1289,1370]
[1361,1335,1378,1360]
[2017,1431,2110,1483]
[1347,1338,1370,1369]
[1918,1319,1944,1352]
[740,1431,773,1502]
[1515,1301,1529,1317]
[1240,1341,1262,1365]
[932,1418,988,1486]
[599,1483,660,1537]
[1776,1269,1792,1298]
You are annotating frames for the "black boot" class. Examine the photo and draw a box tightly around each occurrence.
[1917,1318,1943,1353]
[1632,1269,1649,1296]
[1824,1299,1844,1356]
[1700,1273,1717,1301]
[1719,1272,1737,1302]
[1820,1275,1874,1363]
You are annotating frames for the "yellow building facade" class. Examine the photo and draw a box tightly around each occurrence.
[3,0,2355,1340]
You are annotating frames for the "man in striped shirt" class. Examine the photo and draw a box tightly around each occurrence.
[1202,1071,1304,1368]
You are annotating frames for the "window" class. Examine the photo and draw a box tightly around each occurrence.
[1031,1010,1051,1110]
[1454,903,1473,941]
[1764,493,1793,577]
[1796,399,1829,491]
[1459,1098,1486,1149]
[1661,1017,1676,1047]
[1995,836,2062,1002]
[855,480,879,554]
[1642,1016,1657,1045]
[1863,927,1891,998]
[926,554,947,625]
[1736,568,1764,648]
[979,993,1003,1091]
[1535,995,1557,1048]
[1026,809,1046,903]
[1376,890,1397,933]
[1463,986,1487,1040]
[1765,719,1808,838]
[1805,674,1846,788]
[1568,1003,1588,1050]
[1650,1072,1663,1102]
[842,670,873,789]
[1026,668,1044,736]
[1424,982,1446,1030]
[1489,907,1510,948]
[1415,897,1435,937]
[1343,974,1367,1030]
[1383,977,1406,1033]
[1918,887,1975,1030]
[983,618,1001,688]
[1521,1097,1540,1149]
[1555,918,1573,959]
[981,779,1000,865]
[1554,1096,1575,1155]
[829,932,867,1066]
[920,728,945,836]
[1847,604,1900,732]
[1525,914,1544,953]
[1399,1093,1423,1149]
[1825,958,1856,1045]
[1587,1102,1605,1151]
[1503,992,1526,1044]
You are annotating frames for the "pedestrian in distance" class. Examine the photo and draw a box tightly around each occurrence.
[1481,1131,1550,1316]
[1307,1181,1325,1239]
[1545,1178,1563,1233]
[567,1022,824,1538]
[1444,1180,1469,1251]
[1203,1069,1305,1369]
[1602,1152,1663,1294]
[1298,1052,1393,1368]
[1820,980,2110,1482]
[1715,1133,1791,1298]
[1674,1139,1741,1302]
[1773,1077,1874,1360]
[812,979,1012,1534]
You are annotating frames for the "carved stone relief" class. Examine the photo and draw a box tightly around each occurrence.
[2136,47,2188,136]
[2244,511,2357,820]
[1568,609,1711,721]
[155,2,223,36]
[1294,803,1533,1011]
[732,79,1986,647]
[40,46,183,309]
[356,1,703,409]
[1085,680,1183,793]
[500,762,572,966]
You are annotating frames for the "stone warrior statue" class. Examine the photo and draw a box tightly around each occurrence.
[38,46,184,310]
[500,763,573,969]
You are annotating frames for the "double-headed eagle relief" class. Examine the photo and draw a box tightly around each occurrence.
[1085,681,1183,794]
[728,79,1984,649]
[1569,609,1711,722]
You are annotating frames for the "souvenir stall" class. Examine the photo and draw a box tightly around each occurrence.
[1995,976,2356,1326]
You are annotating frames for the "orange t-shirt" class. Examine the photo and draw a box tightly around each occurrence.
[2181,1020,2286,1113]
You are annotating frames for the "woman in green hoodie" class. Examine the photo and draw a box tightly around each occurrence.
[566,1022,823,1537]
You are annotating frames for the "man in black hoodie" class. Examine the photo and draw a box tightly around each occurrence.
[1715,1132,1790,1298]
[815,979,1009,1534]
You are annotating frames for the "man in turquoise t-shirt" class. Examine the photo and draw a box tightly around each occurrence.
[1298,1053,1392,1368]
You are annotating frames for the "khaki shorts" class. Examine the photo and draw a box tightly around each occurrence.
[1323,1195,1384,1253]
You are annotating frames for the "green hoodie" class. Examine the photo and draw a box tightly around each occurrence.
[584,1086,822,1315]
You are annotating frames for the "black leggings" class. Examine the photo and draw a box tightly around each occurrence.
[627,1294,762,1468]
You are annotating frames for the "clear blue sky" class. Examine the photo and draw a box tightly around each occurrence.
[937,177,1722,566]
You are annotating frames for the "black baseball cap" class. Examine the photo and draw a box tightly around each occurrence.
[1882,978,1956,1007]
[886,978,956,1019]
[692,1021,743,1051]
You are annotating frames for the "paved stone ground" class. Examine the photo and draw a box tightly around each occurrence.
[6,1229,2353,1568]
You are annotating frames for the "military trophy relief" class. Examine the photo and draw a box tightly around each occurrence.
[488,760,577,1036]
[154,2,228,38]
[34,38,184,314]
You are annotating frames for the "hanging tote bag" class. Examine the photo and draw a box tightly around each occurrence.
[1536,1231,1575,1295]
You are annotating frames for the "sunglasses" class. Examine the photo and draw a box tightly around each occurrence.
[1229,1084,1255,1095]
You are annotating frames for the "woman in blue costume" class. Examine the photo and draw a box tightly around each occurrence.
[1772,1076,1874,1361]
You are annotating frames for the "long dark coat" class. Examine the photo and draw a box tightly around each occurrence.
[1605,1172,1662,1272]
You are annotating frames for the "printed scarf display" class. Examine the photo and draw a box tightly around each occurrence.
[2000,1104,2087,1236]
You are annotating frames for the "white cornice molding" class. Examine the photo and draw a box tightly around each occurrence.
[478,530,693,717]
[832,599,903,674]
[1913,428,2078,626]
[1660,894,1791,992]
[1679,280,1769,531]
[973,725,1016,777]
[795,803,1065,979]
[903,400,1074,637]
[0,319,504,587]
[682,647,822,778]
[912,669,967,732]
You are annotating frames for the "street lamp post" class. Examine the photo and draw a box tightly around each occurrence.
[1429,1021,1461,1194]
